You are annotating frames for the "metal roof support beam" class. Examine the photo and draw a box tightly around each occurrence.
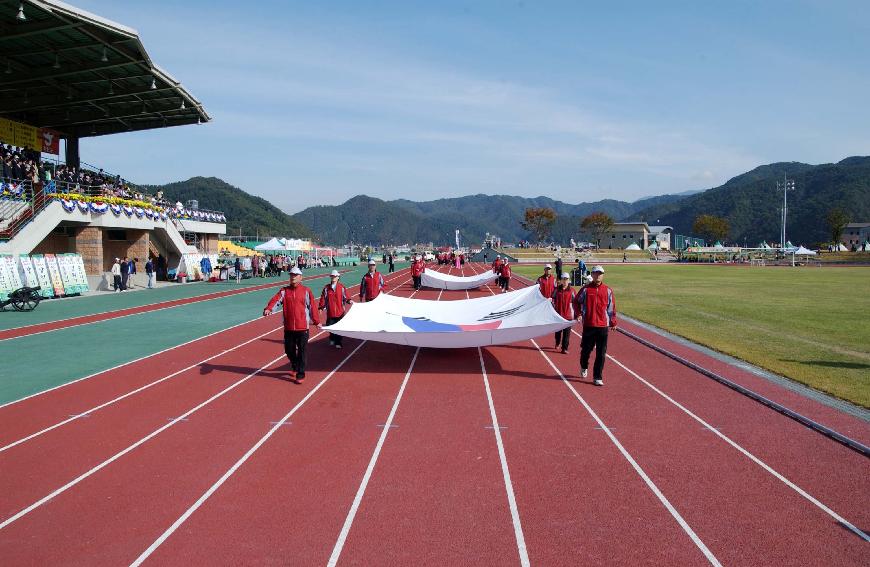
[1,59,146,86]
[0,22,85,42]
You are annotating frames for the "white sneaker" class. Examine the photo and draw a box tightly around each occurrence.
[594,379,604,386]
[581,369,588,378]
[335,344,342,349]
[329,340,334,346]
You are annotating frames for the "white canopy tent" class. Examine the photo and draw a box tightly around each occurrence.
[625,242,641,251]
[421,269,497,290]
[255,237,284,251]
[324,285,572,348]
[793,246,817,255]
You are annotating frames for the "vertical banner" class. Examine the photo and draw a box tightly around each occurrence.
[30,255,55,298]
[57,254,80,294]
[18,255,39,288]
[44,254,67,296]
[0,254,20,302]
[70,254,90,294]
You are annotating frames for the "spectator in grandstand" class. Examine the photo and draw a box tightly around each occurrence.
[263,266,319,383]
[537,264,555,300]
[574,265,617,387]
[319,269,353,349]
[111,258,122,291]
[359,259,386,301]
[145,257,155,289]
[552,272,576,353]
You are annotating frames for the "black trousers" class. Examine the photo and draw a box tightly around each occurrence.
[389,264,395,273]
[501,277,510,291]
[580,327,609,379]
[326,316,343,345]
[554,328,570,350]
[113,275,121,291]
[284,329,309,374]
[413,275,421,290]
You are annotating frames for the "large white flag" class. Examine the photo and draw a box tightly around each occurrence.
[421,269,497,290]
[324,285,571,348]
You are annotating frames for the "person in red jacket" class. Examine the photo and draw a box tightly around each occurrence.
[537,263,556,300]
[263,267,319,383]
[500,260,512,292]
[411,255,425,290]
[319,269,352,349]
[574,265,617,386]
[552,272,576,353]
[360,259,386,301]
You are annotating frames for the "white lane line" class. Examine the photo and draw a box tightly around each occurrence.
[0,325,285,453]
[531,339,722,566]
[130,339,369,567]
[478,347,530,567]
[0,330,329,532]
[0,270,341,343]
[604,348,870,543]
[0,315,270,411]
[327,347,420,567]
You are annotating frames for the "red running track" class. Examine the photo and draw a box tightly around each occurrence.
[0,263,867,566]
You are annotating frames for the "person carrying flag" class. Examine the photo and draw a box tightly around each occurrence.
[411,255,425,290]
[500,259,512,292]
[537,263,556,300]
[263,266,319,383]
[360,259,386,301]
[574,265,617,386]
[552,272,576,353]
[319,269,352,349]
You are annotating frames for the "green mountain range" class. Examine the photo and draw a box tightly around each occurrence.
[148,156,869,246]
[143,176,313,239]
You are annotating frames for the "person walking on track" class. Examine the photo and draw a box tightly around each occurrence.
[411,255,424,290]
[575,265,616,386]
[319,269,352,349]
[263,266,319,383]
[552,272,576,353]
[500,259,512,292]
[360,259,386,301]
[537,263,556,300]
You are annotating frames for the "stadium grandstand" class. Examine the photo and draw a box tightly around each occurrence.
[0,0,224,292]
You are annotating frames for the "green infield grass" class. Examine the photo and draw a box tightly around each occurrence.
[515,264,870,407]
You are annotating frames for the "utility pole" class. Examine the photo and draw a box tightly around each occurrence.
[776,174,795,247]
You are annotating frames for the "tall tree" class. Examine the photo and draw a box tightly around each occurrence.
[825,207,850,245]
[692,214,730,244]
[521,207,557,243]
[580,212,615,248]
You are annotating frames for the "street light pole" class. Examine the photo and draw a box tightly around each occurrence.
[777,174,795,247]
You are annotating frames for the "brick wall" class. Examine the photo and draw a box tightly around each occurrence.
[32,231,72,255]
[74,226,103,275]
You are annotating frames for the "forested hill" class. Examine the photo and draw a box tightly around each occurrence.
[143,176,313,238]
[626,156,870,245]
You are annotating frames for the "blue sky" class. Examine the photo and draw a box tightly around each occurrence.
[71,0,869,213]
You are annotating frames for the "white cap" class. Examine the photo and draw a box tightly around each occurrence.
[560,272,570,279]
[496,255,501,258]
[416,255,421,260]
[368,259,376,265]
[289,266,302,275]
[545,264,552,269]
[330,269,340,277]
[591,265,605,273]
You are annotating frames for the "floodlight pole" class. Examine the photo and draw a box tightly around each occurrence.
[776,174,795,247]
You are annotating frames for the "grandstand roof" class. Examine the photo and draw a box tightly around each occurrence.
[0,0,210,138]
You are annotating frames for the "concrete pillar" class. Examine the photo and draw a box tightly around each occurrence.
[65,136,80,170]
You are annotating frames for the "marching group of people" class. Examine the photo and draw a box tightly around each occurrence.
[263,251,617,387]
